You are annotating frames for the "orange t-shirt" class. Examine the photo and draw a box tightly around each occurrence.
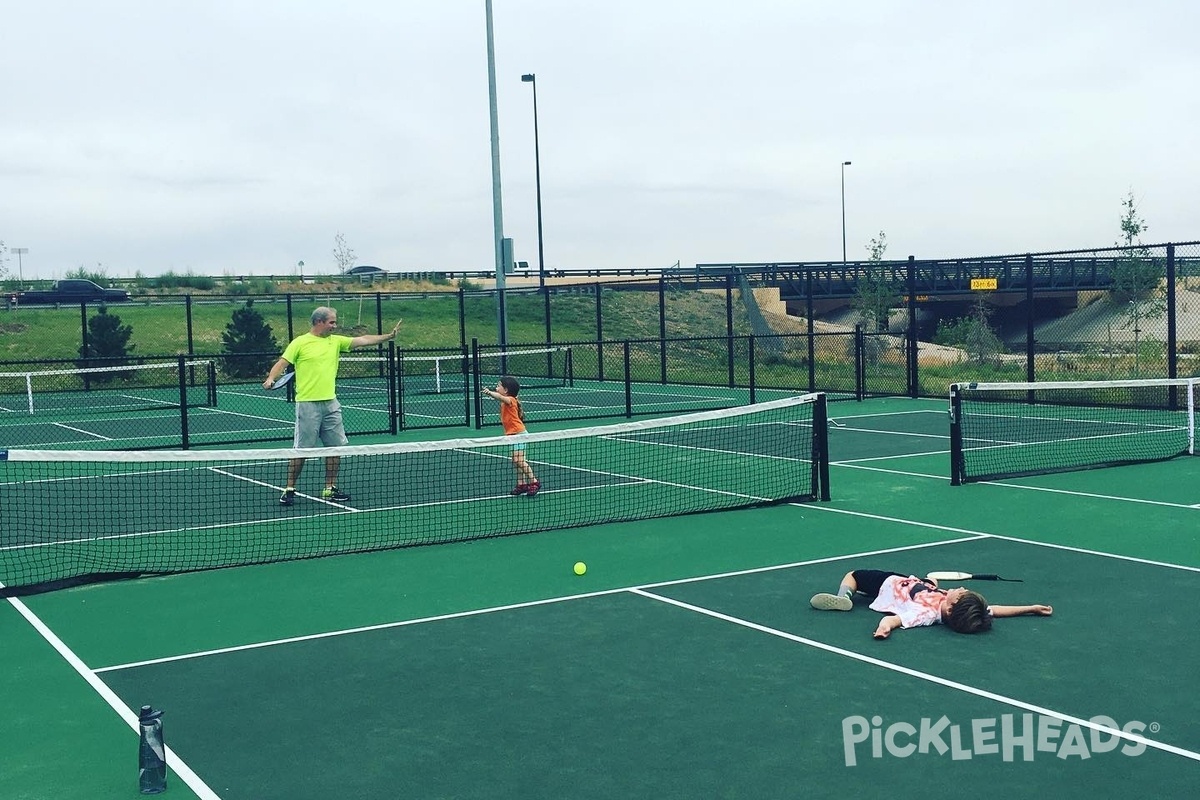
[500,397,525,435]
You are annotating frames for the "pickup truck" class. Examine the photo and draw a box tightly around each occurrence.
[15,279,131,306]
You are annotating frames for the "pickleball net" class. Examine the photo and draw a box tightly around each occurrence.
[0,358,217,416]
[949,378,1198,484]
[0,392,829,595]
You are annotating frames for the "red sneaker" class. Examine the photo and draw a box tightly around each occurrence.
[525,481,541,497]
[510,484,529,496]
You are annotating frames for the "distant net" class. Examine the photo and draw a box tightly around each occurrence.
[467,346,573,394]
[0,359,217,416]
[949,378,1198,484]
[0,392,829,595]
[340,346,573,397]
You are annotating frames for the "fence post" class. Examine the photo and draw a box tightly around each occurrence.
[658,278,667,384]
[623,340,633,418]
[1025,254,1035,383]
[79,302,90,391]
[185,294,195,357]
[286,294,294,341]
[855,324,864,401]
[906,256,918,398]
[595,284,604,382]
[457,288,467,349]
[748,336,757,404]
[725,275,735,387]
[806,270,815,392]
[1167,243,1177,381]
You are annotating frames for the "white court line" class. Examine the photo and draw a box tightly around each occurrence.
[805,503,1200,574]
[3,591,222,799]
[630,588,1200,763]
[835,426,949,440]
[94,535,985,672]
[831,458,1200,511]
[51,422,113,440]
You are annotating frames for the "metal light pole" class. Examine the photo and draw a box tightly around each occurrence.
[840,161,851,264]
[484,0,508,346]
[10,247,28,285]
[521,73,545,293]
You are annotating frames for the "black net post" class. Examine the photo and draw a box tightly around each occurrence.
[206,361,217,407]
[813,392,831,501]
[948,383,964,485]
[471,338,483,429]
[177,354,190,450]
[387,340,398,435]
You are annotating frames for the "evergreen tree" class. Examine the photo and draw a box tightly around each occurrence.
[222,300,280,378]
[78,306,135,381]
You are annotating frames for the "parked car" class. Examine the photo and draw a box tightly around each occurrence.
[16,279,132,305]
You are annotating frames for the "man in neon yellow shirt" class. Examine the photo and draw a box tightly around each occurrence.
[263,306,402,505]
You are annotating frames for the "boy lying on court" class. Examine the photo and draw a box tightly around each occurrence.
[810,569,1053,640]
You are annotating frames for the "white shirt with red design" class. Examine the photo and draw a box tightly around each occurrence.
[868,575,946,628]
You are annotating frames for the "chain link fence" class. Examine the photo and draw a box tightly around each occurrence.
[4,241,1199,448]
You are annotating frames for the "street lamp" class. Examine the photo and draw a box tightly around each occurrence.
[521,73,545,293]
[10,247,28,285]
[840,161,851,264]
[484,0,508,346]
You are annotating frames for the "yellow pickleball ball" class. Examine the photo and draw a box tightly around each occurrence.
[573,561,587,576]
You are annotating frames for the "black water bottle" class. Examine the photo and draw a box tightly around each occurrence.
[138,706,167,794]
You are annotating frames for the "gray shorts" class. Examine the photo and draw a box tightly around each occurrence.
[294,399,349,448]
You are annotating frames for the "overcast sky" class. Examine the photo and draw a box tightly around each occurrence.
[2,1,1197,281]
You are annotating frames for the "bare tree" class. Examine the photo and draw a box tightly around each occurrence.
[1108,191,1164,375]
[333,232,357,280]
[852,231,899,333]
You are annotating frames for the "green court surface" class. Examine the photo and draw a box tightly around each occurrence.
[3,396,1199,799]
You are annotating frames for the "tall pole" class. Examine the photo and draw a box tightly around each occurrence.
[485,0,508,346]
[840,161,851,264]
[521,74,545,293]
[10,247,28,285]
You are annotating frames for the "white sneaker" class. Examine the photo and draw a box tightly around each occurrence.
[810,592,853,611]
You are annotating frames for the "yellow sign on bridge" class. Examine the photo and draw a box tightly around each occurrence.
[970,277,998,291]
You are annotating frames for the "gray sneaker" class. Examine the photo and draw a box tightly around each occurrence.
[810,592,853,611]
[279,489,296,506]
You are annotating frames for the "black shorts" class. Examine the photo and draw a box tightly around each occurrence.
[851,570,906,598]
